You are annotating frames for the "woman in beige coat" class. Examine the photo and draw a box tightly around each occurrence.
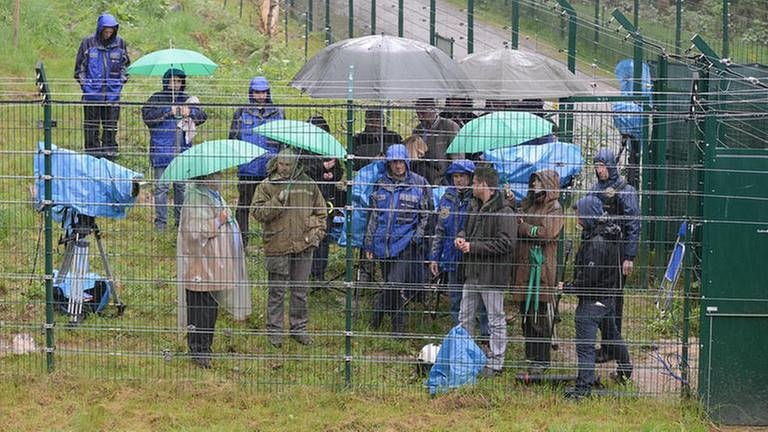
[177,173,250,368]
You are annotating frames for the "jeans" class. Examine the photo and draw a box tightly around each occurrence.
[153,166,185,230]
[446,271,489,336]
[575,298,632,393]
[458,279,507,371]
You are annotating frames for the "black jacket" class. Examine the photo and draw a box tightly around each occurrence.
[351,128,403,171]
[568,221,623,302]
[458,191,517,289]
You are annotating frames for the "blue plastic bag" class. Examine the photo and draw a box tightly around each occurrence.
[426,325,487,395]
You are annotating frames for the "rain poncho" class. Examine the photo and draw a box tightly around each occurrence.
[177,184,251,328]
[33,143,142,222]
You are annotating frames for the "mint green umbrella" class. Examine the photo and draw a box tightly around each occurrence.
[253,120,347,158]
[127,48,218,76]
[446,111,554,154]
[160,140,266,182]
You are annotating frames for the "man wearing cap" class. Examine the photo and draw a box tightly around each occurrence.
[252,149,327,347]
[74,13,130,159]
[364,144,433,333]
[412,98,461,184]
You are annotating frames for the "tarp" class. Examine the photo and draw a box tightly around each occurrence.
[337,160,385,247]
[482,141,583,201]
[612,59,651,138]
[426,325,487,395]
[34,143,142,222]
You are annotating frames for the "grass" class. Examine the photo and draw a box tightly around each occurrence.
[0,374,710,431]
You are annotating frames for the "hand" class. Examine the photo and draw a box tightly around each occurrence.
[557,282,564,291]
[323,172,334,180]
[278,189,289,203]
[454,237,466,249]
[366,251,374,260]
[180,106,191,117]
[218,209,230,225]
[170,105,179,116]
[622,260,634,276]
[335,179,347,191]
[455,239,470,254]
[429,262,439,277]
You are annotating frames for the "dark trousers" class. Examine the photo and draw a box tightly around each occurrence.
[520,301,552,366]
[186,290,219,357]
[371,244,423,333]
[236,175,264,248]
[311,220,332,281]
[575,298,632,393]
[83,104,120,157]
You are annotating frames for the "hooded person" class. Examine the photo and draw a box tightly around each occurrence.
[588,147,640,351]
[364,144,433,333]
[142,68,208,231]
[74,13,130,158]
[229,76,286,248]
[176,173,251,368]
[562,195,632,398]
[252,148,327,347]
[512,170,565,372]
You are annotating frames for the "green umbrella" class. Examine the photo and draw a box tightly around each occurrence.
[253,120,347,158]
[446,111,554,154]
[127,48,218,76]
[160,140,266,182]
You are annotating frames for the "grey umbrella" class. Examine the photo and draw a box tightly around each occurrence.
[291,35,475,100]
[459,48,592,100]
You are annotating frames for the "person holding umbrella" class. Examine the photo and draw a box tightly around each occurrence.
[74,13,130,159]
[165,139,261,369]
[230,76,285,248]
[142,68,207,232]
[252,148,327,347]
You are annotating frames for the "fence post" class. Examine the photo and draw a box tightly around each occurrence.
[467,0,474,54]
[344,65,355,388]
[325,0,331,45]
[35,62,55,373]
[675,0,682,55]
[304,12,309,63]
[653,54,669,271]
[593,0,600,46]
[348,0,354,38]
[285,0,289,46]
[510,0,519,49]
[429,0,436,46]
[371,0,376,34]
[722,0,730,58]
[240,0,244,18]
[307,0,313,31]
[557,0,576,74]
[633,0,639,28]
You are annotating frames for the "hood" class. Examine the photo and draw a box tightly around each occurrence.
[445,159,475,185]
[266,148,304,179]
[249,76,274,105]
[385,144,410,167]
[593,148,620,183]
[575,195,605,233]
[524,169,560,205]
[95,13,119,45]
[162,68,187,93]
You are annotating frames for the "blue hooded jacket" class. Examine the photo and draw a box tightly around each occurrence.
[141,69,208,168]
[229,77,285,178]
[364,145,433,259]
[429,160,475,271]
[74,13,130,102]
[588,148,640,259]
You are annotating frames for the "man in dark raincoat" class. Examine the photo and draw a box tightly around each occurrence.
[411,98,461,184]
[351,109,403,171]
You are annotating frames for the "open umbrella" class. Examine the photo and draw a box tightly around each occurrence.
[458,48,591,99]
[290,35,475,100]
[446,111,555,155]
[253,120,346,158]
[127,48,218,76]
[160,139,266,182]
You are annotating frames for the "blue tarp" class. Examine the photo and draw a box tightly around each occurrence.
[34,143,142,222]
[52,270,111,313]
[337,160,385,247]
[482,141,584,202]
[613,59,652,138]
[426,325,487,395]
